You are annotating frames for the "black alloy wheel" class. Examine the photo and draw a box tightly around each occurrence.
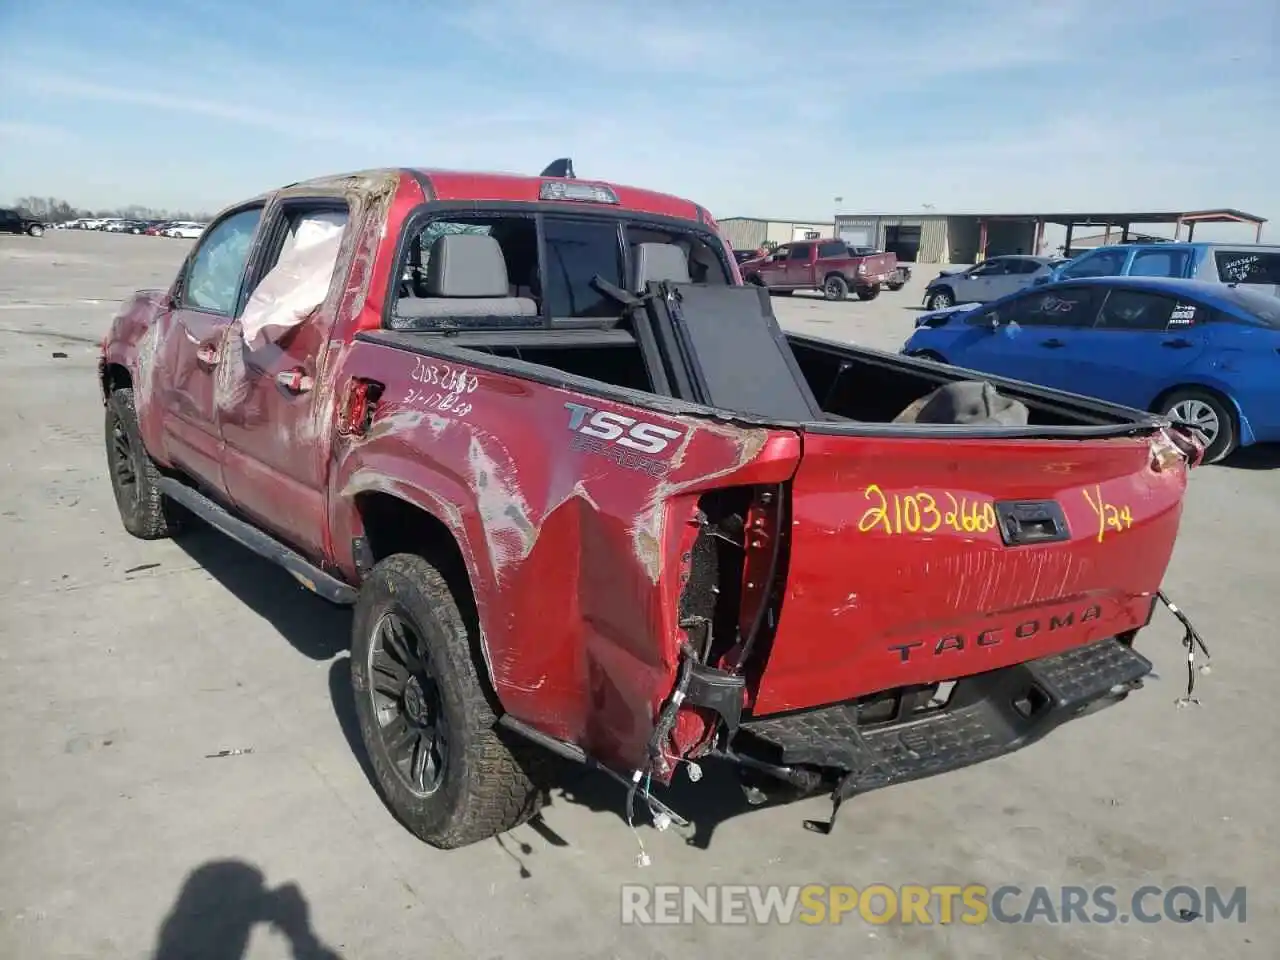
[367,610,448,796]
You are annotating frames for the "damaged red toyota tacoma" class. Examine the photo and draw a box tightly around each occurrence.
[98,161,1206,850]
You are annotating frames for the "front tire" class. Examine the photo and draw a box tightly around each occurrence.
[105,388,184,539]
[823,275,849,301]
[925,289,954,310]
[1160,388,1237,463]
[27,224,44,238]
[350,554,546,849]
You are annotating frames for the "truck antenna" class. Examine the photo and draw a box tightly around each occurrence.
[540,158,575,178]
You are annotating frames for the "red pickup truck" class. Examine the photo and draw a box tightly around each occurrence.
[99,164,1204,850]
[740,238,899,301]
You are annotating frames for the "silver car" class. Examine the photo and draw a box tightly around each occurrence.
[922,255,1063,310]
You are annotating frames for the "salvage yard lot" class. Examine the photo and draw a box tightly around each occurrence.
[1,231,1275,959]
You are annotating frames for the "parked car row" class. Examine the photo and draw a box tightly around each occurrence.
[53,217,206,238]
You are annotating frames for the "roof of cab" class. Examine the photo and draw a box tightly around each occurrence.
[281,166,709,224]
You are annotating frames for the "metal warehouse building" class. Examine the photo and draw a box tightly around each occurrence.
[716,217,835,252]
[720,210,1267,265]
[833,209,1266,265]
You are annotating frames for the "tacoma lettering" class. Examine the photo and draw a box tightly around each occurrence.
[889,604,1103,663]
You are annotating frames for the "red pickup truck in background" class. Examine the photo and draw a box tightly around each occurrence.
[740,238,899,301]
[98,162,1205,852]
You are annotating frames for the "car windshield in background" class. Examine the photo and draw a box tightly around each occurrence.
[1220,286,1280,327]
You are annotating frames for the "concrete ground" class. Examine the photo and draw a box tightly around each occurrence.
[0,230,1275,959]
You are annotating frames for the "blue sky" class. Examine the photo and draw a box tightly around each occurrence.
[1,0,1276,238]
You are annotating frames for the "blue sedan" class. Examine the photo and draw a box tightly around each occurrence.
[901,276,1280,462]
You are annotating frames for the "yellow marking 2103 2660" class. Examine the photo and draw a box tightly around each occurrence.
[1081,485,1133,542]
[857,484,997,536]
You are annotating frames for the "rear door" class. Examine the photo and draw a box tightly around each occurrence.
[1067,288,1211,409]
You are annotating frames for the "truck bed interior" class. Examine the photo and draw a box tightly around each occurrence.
[367,239,1151,432]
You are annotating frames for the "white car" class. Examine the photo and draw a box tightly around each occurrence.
[165,222,206,239]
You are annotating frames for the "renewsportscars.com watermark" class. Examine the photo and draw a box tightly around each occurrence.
[620,884,1247,926]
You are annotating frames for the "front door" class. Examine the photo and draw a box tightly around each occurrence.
[217,202,352,560]
[947,285,1103,390]
[785,242,813,288]
[757,244,790,287]
[158,205,265,493]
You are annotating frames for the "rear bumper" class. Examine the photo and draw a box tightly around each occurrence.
[729,637,1151,794]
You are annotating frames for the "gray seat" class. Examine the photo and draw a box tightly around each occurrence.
[397,233,538,319]
[634,242,691,293]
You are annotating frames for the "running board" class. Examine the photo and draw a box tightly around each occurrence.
[157,478,358,605]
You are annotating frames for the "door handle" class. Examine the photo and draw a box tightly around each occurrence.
[196,343,219,367]
[1040,338,1066,349]
[1162,338,1193,349]
[276,368,314,394]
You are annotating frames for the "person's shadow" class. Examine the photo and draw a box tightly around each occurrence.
[152,860,344,960]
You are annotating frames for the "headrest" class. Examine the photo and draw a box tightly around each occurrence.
[634,242,691,293]
[425,233,510,297]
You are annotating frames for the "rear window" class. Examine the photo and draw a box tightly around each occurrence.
[1215,250,1280,285]
[817,241,847,259]
[1217,286,1280,327]
[543,219,624,319]
[390,212,730,329]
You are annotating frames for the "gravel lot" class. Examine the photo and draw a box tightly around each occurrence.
[1,230,1275,959]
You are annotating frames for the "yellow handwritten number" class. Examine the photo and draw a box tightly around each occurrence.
[1082,485,1133,542]
[859,484,892,534]
[859,486,994,536]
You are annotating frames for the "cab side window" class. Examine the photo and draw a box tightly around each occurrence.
[182,207,264,314]
[788,243,813,261]
[1095,290,1196,331]
[1130,248,1191,278]
[983,287,1099,327]
[1060,248,1126,280]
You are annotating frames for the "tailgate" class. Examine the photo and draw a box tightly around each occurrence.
[859,253,897,281]
[749,431,1186,715]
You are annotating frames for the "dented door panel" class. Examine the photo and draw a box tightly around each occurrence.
[330,338,801,772]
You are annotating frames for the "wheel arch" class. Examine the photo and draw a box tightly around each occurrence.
[101,361,133,402]
[351,488,505,710]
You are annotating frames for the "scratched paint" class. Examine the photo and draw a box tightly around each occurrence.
[466,433,537,578]
[628,419,771,582]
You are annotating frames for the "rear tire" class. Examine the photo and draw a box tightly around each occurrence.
[1159,388,1237,463]
[823,275,849,301]
[350,553,547,849]
[855,285,880,301]
[105,388,184,540]
[887,279,905,291]
[27,224,44,238]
